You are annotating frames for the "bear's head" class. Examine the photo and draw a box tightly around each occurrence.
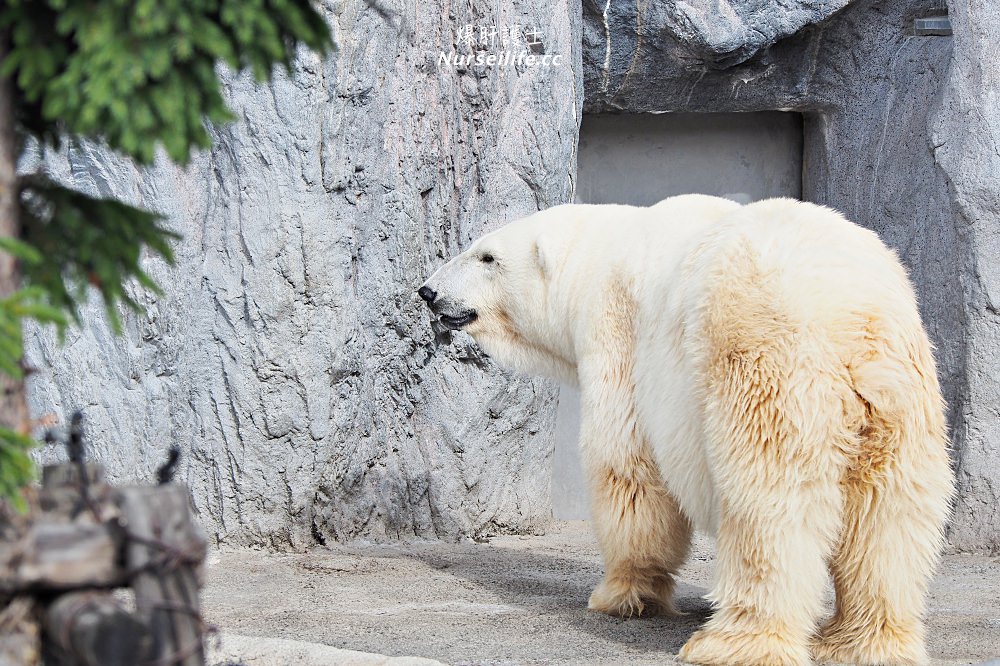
[418,211,577,383]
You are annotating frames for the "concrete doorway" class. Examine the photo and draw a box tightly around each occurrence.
[555,111,803,520]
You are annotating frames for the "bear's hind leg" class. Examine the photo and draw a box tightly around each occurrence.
[678,442,844,666]
[813,392,953,666]
[680,296,848,666]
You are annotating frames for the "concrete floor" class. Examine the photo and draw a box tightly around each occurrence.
[203,521,1000,666]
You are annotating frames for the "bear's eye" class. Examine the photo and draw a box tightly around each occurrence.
[481,253,495,264]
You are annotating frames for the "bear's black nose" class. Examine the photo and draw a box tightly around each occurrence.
[418,286,437,304]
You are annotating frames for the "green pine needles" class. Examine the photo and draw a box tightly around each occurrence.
[0,0,332,507]
[3,0,332,162]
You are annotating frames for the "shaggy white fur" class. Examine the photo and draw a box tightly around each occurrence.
[421,195,955,666]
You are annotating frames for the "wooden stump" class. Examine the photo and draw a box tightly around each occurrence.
[40,464,105,489]
[0,522,122,593]
[120,485,206,666]
[1,465,122,594]
[0,596,40,666]
[44,591,152,666]
[1,463,207,666]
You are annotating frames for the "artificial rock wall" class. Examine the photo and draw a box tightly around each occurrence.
[582,0,997,551]
[24,0,1000,553]
[26,0,582,547]
[930,0,1000,552]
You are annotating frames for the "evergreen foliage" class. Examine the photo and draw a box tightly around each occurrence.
[0,0,332,506]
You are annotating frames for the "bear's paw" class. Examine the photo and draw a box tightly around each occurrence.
[587,574,679,618]
[679,627,809,666]
[812,621,928,666]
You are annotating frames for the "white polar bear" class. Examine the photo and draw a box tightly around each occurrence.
[419,195,955,666]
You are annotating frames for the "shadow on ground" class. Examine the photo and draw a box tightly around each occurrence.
[406,541,713,655]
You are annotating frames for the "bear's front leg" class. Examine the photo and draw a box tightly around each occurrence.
[577,356,692,619]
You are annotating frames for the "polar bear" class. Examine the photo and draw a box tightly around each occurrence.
[418,195,955,666]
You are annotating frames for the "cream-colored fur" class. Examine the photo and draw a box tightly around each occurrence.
[421,195,955,666]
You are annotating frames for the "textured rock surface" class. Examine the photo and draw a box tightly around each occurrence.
[583,0,854,110]
[584,0,852,80]
[25,0,582,547]
[582,0,996,550]
[930,0,1000,552]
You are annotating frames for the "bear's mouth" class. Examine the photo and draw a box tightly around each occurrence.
[437,311,478,330]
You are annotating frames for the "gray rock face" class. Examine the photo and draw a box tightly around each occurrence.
[585,0,850,77]
[583,0,855,111]
[930,0,1000,552]
[26,0,582,547]
[582,0,997,551]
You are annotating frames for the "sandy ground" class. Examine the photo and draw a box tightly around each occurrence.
[202,521,1000,666]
